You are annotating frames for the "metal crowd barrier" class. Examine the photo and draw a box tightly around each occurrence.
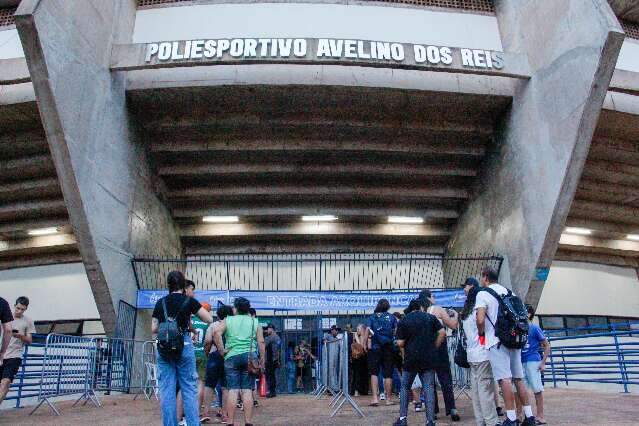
[30,334,100,416]
[546,326,639,393]
[312,333,364,418]
[4,334,47,408]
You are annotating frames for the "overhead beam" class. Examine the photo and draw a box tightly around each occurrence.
[555,248,639,268]
[158,163,478,178]
[565,217,639,236]
[575,178,639,204]
[0,154,55,179]
[581,159,639,186]
[185,241,446,255]
[0,199,67,221]
[569,200,639,225]
[0,233,76,254]
[0,217,69,234]
[151,138,485,157]
[168,185,469,200]
[173,206,459,220]
[0,178,61,201]
[558,233,639,256]
[0,58,31,85]
[0,251,82,271]
[181,222,450,238]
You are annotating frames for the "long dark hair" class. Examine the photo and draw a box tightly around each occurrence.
[461,286,480,320]
[374,298,390,313]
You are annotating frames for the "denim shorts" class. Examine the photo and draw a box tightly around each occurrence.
[523,360,544,393]
[206,351,226,389]
[224,352,252,390]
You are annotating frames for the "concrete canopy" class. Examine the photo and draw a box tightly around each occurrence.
[128,83,511,254]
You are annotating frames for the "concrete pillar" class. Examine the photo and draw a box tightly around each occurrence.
[446,0,623,306]
[15,0,182,337]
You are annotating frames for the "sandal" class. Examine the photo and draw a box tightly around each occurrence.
[200,416,211,424]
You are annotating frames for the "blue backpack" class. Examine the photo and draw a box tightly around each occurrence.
[370,313,395,346]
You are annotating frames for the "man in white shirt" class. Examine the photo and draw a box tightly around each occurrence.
[0,296,35,406]
[475,267,535,426]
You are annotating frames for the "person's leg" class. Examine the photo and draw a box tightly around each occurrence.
[241,389,254,423]
[436,364,457,417]
[477,361,499,426]
[368,349,380,404]
[226,389,239,423]
[157,355,178,426]
[0,378,10,404]
[287,362,295,393]
[514,386,523,420]
[201,385,214,419]
[267,366,277,396]
[420,370,436,425]
[469,363,485,426]
[535,392,545,422]
[489,344,518,422]
[177,341,200,426]
[382,345,394,403]
[511,350,534,423]
[399,370,417,421]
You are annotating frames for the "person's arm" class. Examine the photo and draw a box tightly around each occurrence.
[1,321,11,360]
[196,307,213,324]
[434,328,446,348]
[438,307,459,329]
[256,326,266,368]
[476,307,486,335]
[540,335,551,372]
[213,319,227,356]
[204,324,214,355]
[151,317,159,335]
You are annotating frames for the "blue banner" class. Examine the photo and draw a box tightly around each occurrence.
[137,288,466,310]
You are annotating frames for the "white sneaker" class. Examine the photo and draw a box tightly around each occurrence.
[178,420,186,426]
[380,393,386,401]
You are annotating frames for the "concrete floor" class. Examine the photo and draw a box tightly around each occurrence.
[1,387,637,425]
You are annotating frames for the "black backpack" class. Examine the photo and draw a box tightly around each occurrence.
[157,297,191,361]
[483,287,529,349]
[454,326,470,369]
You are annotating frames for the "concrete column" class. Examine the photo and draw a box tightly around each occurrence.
[446,0,623,305]
[15,0,182,336]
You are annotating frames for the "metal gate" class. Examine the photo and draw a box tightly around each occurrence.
[115,300,137,339]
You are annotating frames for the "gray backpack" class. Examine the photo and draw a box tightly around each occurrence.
[157,297,191,361]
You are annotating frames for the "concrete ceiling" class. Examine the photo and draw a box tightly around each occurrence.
[558,109,639,267]
[0,101,80,269]
[128,84,511,254]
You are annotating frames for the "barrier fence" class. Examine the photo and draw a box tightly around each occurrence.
[545,323,639,393]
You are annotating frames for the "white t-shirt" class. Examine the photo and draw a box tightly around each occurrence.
[474,283,509,349]
[5,314,36,359]
[461,311,489,363]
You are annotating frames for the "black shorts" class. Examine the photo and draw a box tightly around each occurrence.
[0,357,21,382]
[205,351,225,389]
[367,344,394,378]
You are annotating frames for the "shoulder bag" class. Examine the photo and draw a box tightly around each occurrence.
[454,324,470,369]
[247,318,263,376]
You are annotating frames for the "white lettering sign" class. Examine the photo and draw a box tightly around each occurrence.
[143,38,504,71]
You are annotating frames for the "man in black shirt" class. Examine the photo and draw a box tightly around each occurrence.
[394,299,446,426]
[0,297,13,368]
[151,271,213,426]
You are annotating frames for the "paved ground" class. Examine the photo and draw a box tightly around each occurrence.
[1,387,638,425]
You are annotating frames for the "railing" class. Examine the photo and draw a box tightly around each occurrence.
[545,324,639,393]
[4,334,47,408]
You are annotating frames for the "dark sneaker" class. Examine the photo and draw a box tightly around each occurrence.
[392,418,408,426]
[414,401,423,412]
[253,400,259,407]
[521,416,536,426]
[497,406,505,417]
[501,419,519,426]
[451,412,461,422]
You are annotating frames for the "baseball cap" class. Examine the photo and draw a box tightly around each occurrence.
[461,277,480,288]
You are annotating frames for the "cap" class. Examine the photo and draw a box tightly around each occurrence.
[461,277,480,288]
[201,302,211,311]
[267,323,276,330]
[330,325,342,331]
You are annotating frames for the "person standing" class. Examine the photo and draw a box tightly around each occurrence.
[518,305,550,425]
[365,298,397,406]
[419,289,461,422]
[393,298,446,426]
[475,267,536,426]
[152,271,213,426]
[201,304,233,424]
[264,323,281,398]
[0,297,35,406]
[214,297,265,426]
[0,297,12,369]
[285,341,297,394]
[461,279,499,426]
[351,324,369,396]
[324,325,342,392]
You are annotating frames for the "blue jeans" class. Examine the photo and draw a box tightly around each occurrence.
[286,361,296,393]
[157,336,199,426]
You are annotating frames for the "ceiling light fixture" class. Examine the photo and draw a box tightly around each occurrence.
[626,234,639,241]
[27,227,59,236]
[564,227,592,236]
[202,216,239,223]
[301,215,337,222]
[388,216,424,224]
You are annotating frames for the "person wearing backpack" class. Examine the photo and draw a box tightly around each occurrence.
[365,298,397,406]
[152,270,213,426]
[475,267,535,426]
[461,278,499,426]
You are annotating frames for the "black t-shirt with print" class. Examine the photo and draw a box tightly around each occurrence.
[0,297,13,324]
[396,311,443,372]
[152,293,201,331]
